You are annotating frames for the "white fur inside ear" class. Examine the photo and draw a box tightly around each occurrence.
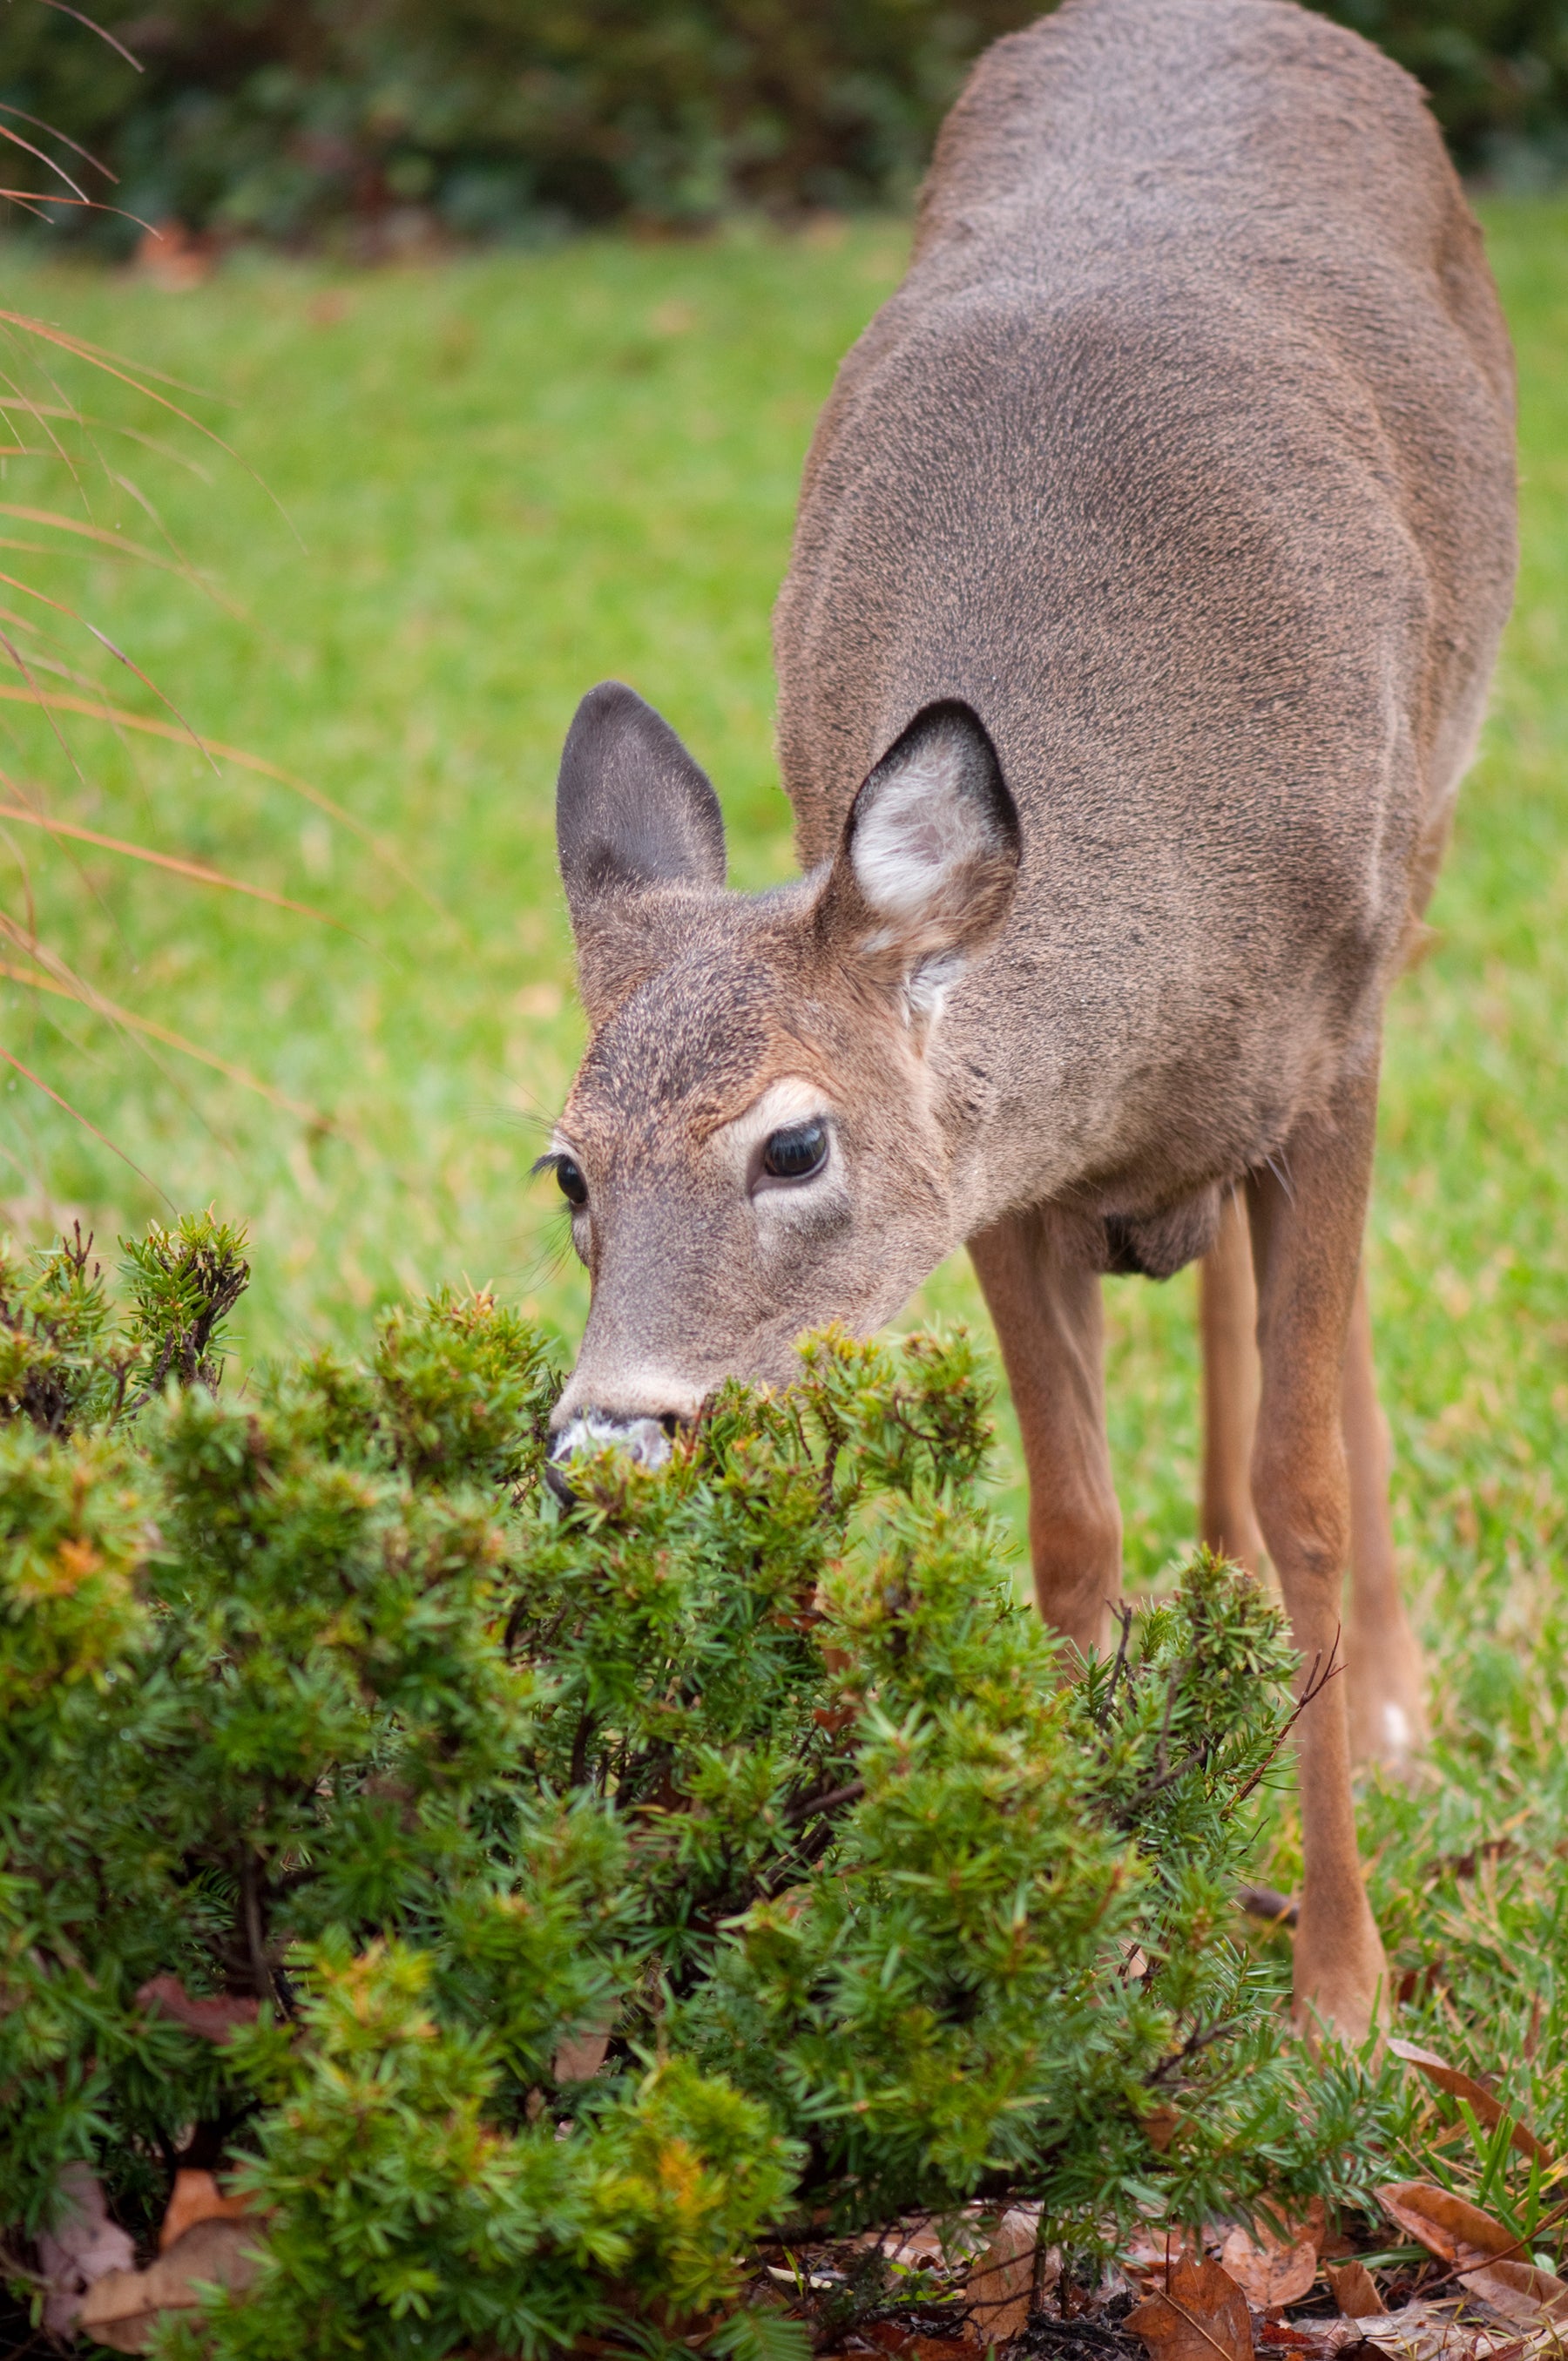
[850,734,993,922]
[907,948,965,1022]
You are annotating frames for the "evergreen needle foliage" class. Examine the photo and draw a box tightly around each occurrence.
[0,1216,1396,2356]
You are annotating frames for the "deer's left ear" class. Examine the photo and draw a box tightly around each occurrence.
[816,700,1020,1017]
[556,680,727,1024]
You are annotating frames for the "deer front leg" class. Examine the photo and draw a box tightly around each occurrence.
[1342,1264,1429,1774]
[1200,1186,1268,1578]
[970,1203,1120,1657]
[1247,1058,1389,2043]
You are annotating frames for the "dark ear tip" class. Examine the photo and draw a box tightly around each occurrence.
[556,678,727,903]
[862,699,1020,853]
[563,680,653,753]
[881,698,1003,775]
[573,679,645,720]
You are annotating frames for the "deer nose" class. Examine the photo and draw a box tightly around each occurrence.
[544,1409,680,1504]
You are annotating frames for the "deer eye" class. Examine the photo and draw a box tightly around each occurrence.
[555,1155,588,1209]
[761,1120,828,1181]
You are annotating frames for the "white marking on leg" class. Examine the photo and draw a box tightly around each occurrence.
[1381,1701,1410,1755]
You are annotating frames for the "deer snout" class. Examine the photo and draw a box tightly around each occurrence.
[545,1411,677,1505]
[551,1408,677,1470]
[545,1375,703,1503]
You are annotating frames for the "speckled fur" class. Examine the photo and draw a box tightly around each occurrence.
[552,0,1514,1417]
[774,0,1515,1250]
[551,0,1516,2039]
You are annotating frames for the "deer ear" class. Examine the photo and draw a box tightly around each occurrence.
[558,681,727,911]
[556,681,727,1021]
[819,701,1020,1017]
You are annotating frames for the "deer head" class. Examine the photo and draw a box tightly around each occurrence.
[544,680,1020,1471]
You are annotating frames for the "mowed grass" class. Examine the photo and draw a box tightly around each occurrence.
[1,209,1565,2169]
[3,208,1563,1557]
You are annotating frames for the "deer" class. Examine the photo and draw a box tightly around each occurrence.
[537,0,1517,2040]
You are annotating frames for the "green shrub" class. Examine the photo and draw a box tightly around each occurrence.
[1,0,1562,251]
[0,1214,1396,2353]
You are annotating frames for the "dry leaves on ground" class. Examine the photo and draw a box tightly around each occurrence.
[1350,2296,1548,2361]
[76,2216,261,2354]
[159,2169,256,2250]
[1126,2253,1256,2361]
[962,2208,1054,2347]
[1376,2184,1568,2330]
[1222,2201,1328,2309]
[136,1973,260,2044]
[39,2161,265,2354]
[1387,2043,1553,2168]
[860,2327,970,2358]
[36,2162,136,2339]
[1324,2262,1389,2320]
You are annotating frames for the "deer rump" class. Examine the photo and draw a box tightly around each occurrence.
[773,0,1516,1261]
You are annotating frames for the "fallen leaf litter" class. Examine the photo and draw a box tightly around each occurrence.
[28,2036,1565,2357]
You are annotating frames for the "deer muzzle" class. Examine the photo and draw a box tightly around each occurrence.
[545,1409,678,1502]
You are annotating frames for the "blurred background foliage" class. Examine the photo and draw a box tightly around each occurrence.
[0,0,1564,252]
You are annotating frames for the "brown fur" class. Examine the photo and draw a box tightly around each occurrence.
[549,0,1517,2039]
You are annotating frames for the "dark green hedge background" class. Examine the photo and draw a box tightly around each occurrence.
[2,0,1565,247]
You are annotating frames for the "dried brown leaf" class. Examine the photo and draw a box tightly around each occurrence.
[1220,2202,1327,2310]
[1325,2262,1388,2320]
[962,2207,1051,2347]
[1456,2259,1568,2326]
[37,2162,135,2338]
[1351,2296,1531,2361]
[1127,2254,1254,2361]
[553,2030,611,2081]
[860,2218,982,2270]
[1387,2041,1554,2167]
[1375,2182,1517,2267]
[1221,2224,1319,2310]
[137,1973,259,2043]
[78,2217,262,2353]
[158,2168,254,2252]
[1126,2229,1190,2276]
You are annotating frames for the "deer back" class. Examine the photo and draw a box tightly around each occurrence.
[773,0,1516,1233]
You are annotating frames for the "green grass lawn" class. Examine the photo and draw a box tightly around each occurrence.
[3,206,1563,1578]
[1,201,1565,2195]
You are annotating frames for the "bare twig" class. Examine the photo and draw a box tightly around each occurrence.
[1147,2017,1238,2086]
[1117,1736,1209,1823]
[780,1777,864,1829]
[569,1707,597,1789]
[239,1850,272,2006]
[1232,1629,1344,1805]
[1096,1600,1135,1734]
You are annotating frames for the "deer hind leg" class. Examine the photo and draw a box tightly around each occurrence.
[1201,1190,1427,1772]
[1247,1057,1389,2043]
[1200,1187,1268,1577]
[1342,1263,1429,1773]
[969,1203,1120,1657]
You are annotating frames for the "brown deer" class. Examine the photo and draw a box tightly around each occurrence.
[540,0,1517,2039]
